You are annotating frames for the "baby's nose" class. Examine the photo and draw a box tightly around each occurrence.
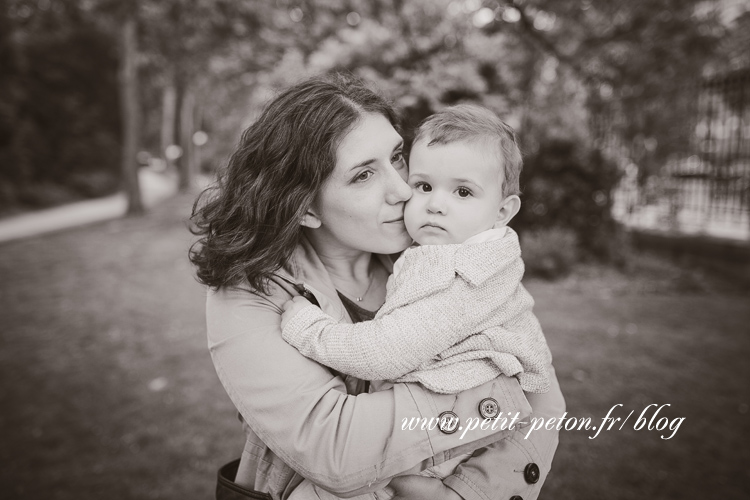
[426,194,447,214]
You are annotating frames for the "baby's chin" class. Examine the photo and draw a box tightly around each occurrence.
[412,233,458,246]
[406,221,462,245]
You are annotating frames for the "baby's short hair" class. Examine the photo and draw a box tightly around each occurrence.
[413,104,522,197]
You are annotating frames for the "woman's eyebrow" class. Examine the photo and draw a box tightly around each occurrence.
[348,158,376,171]
[348,140,404,171]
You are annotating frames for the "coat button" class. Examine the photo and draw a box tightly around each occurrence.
[437,411,460,434]
[509,496,523,500]
[524,463,540,484]
[478,397,499,419]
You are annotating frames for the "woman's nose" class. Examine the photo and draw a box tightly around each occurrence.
[385,167,412,205]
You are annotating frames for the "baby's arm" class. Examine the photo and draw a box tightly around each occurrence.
[280,280,508,381]
[280,296,317,331]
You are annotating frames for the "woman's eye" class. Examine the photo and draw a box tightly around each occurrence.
[415,182,432,193]
[354,171,373,183]
[456,187,472,198]
[391,151,404,164]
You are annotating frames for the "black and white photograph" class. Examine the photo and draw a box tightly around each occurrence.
[1,1,749,499]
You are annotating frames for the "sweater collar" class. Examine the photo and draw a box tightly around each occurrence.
[454,227,521,286]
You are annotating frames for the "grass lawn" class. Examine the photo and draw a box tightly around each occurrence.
[0,191,748,499]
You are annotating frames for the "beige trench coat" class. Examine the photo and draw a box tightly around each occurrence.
[206,235,565,500]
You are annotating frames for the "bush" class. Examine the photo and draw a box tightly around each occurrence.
[516,137,621,261]
[519,227,580,279]
[67,171,120,198]
[15,182,79,209]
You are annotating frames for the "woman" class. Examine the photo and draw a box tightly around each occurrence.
[190,73,565,500]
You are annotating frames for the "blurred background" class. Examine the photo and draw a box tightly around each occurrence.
[0,0,748,499]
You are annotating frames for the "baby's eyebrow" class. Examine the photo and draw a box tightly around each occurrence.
[452,178,483,189]
[409,172,429,180]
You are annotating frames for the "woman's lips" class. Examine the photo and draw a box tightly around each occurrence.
[384,217,404,224]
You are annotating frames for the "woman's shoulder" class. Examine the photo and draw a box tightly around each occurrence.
[205,278,296,348]
[207,277,293,313]
[206,237,310,312]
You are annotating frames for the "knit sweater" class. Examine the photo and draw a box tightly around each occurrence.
[281,227,552,394]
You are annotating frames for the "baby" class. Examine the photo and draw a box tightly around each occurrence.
[281,104,552,500]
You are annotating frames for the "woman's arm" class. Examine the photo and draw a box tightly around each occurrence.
[442,365,566,500]
[208,285,533,496]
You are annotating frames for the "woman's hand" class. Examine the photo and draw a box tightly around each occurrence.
[280,296,312,330]
[389,476,463,500]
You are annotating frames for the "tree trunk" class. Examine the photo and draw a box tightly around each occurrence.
[193,100,204,180]
[118,13,143,215]
[160,72,177,168]
[178,85,196,191]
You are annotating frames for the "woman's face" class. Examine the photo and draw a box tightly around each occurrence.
[306,113,413,255]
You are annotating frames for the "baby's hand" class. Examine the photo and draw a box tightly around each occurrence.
[280,296,312,330]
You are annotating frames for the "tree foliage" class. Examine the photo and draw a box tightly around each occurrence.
[1,0,120,211]
[0,0,742,249]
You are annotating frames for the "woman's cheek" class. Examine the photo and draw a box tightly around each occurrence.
[384,225,413,253]
[404,199,419,227]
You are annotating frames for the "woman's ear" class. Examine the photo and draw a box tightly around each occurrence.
[300,210,322,229]
[496,195,521,227]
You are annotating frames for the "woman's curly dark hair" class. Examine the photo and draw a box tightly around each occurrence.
[189,73,401,291]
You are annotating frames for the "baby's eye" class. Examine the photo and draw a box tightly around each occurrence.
[456,187,472,198]
[414,182,432,193]
[354,170,373,183]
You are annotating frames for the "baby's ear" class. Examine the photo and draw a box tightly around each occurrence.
[496,195,521,226]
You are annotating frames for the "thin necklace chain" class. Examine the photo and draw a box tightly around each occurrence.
[339,270,375,302]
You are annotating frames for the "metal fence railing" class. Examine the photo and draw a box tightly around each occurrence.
[602,69,750,241]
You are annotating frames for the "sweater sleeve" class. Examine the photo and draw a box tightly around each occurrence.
[281,247,527,383]
[280,277,504,381]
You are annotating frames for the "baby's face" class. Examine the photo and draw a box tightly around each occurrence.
[405,138,505,245]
